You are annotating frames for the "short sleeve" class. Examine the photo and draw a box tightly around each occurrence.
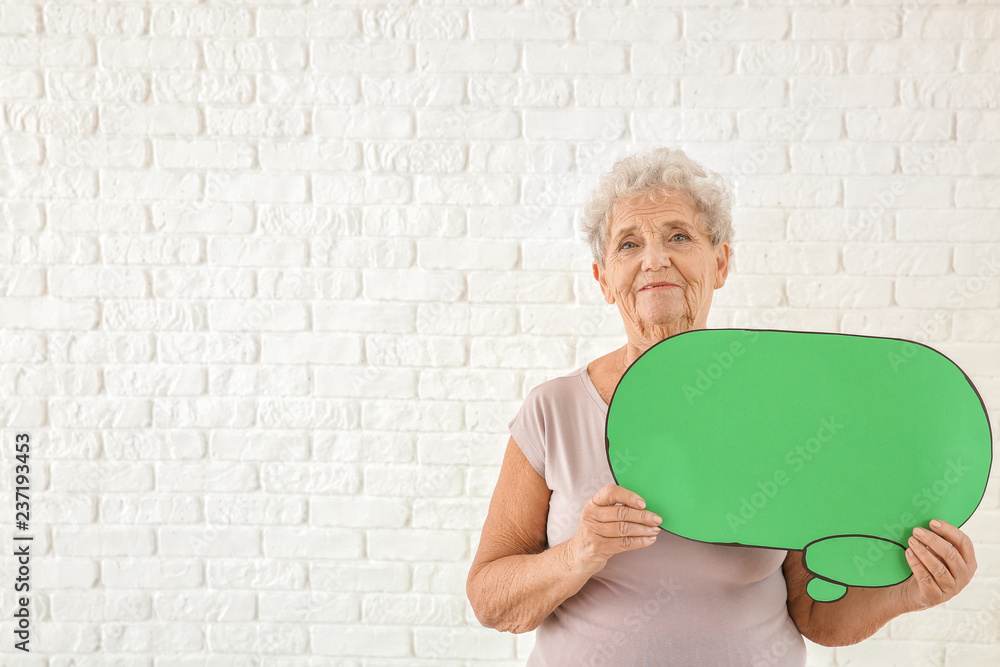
[508,386,546,480]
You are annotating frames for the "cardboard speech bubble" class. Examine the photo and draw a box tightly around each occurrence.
[605,329,992,602]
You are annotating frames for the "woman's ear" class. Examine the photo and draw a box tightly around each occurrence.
[593,262,615,305]
[714,244,730,290]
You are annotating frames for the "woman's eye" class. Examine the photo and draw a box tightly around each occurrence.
[620,241,636,250]
[671,233,689,242]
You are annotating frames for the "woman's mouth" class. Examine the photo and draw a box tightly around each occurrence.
[640,283,677,292]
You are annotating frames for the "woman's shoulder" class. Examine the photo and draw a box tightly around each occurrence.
[522,365,590,405]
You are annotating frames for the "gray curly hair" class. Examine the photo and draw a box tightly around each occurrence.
[581,147,734,268]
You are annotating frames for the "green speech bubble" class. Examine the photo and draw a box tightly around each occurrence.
[605,329,992,602]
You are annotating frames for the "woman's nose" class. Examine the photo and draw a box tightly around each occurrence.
[640,236,672,270]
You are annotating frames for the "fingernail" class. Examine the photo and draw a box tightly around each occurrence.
[638,499,646,508]
[913,527,925,537]
[930,519,942,529]
[653,515,662,524]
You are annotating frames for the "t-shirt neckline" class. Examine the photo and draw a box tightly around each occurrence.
[578,364,609,415]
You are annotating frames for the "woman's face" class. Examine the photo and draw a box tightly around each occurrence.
[593,191,729,346]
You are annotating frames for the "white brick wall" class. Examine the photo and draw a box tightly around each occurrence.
[0,0,997,664]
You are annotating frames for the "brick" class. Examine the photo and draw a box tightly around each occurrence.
[686,8,787,40]
[737,109,843,142]
[361,399,464,432]
[207,623,308,655]
[728,242,839,275]
[841,310,951,343]
[417,41,517,73]
[739,43,844,75]
[524,109,626,141]
[1,200,42,233]
[792,76,896,108]
[846,110,953,142]
[843,244,950,276]
[363,269,464,302]
[314,41,412,73]
[204,40,306,71]
[258,591,358,623]
[844,177,952,209]
[207,300,308,332]
[205,495,305,525]
[207,559,306,590]
[525,43,626,74]
[311,562,409,593]
[786,277,893,309]
[50,590,151,622]
[418,368,520,401]
[0,3,39,34]
[100,495,202,524]
[98,558,199,589]
[155,462,258,493]
[154,591,256,622]
[793,8,901,40]
[470,336,574,369]
[310,495,409,529]
[314,173,412,205]
[472,9,570,39]
[315,365,418,399]
[210,430,308,462]
[897,277,999,310]
[368,530,467,561]
[468,272,573,303]
[158,527,260,557]
[263,528,363,560]
[54,526,154,556]
[413,499,490,530]
[362,593,464,626]
[413,627,515,660]
[904,75,1000,109]
[903,8,1000,40]
[261,334,362,364]
[683,76,785,108]
[363,8,466,40]
[735,176,841,208]
[364,464,464,497]
[0,69,40,98]
[313,626,410,658]
[790,144,897,175]
[99,38,200,70]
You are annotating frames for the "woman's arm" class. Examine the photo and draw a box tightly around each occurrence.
[466,436,662,633]
[783,519,978,647]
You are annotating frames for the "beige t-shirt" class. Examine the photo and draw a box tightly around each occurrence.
[508,364,807,667]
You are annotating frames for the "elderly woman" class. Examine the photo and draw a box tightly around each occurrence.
[466,147,977,665]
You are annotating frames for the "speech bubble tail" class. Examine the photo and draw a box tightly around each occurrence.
[807,577,847,603]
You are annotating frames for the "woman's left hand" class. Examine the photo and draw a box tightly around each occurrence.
[899,518,977,612]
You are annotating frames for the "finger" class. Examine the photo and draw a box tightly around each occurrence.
[591,520,661,540]
[594,503,662,528]
[590,483,646,510]
[912,526,964,579]
[908,533,954,588]
[928,519,978,571]
[905,546,944,600]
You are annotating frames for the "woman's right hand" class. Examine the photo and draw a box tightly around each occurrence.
[568,483,663,575]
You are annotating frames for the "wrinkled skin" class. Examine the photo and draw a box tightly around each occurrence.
[593,190,730,367]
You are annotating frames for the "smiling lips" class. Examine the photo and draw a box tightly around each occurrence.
[639,282,678,292]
